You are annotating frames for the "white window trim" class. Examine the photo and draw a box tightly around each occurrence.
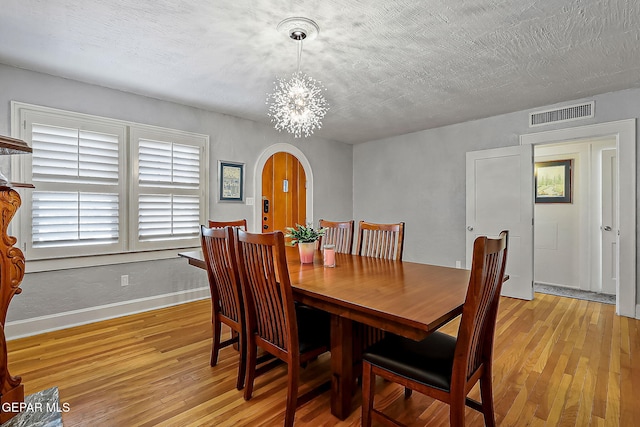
[10,101,209,272]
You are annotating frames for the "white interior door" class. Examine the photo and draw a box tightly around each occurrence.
[601,148,617,295]
[466,145,534,300]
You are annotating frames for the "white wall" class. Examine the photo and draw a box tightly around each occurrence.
[0,64,353,336]
[533,139,617,292]
[534,143,586,290]
[353,88,640,309]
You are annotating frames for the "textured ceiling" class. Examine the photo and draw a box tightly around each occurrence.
[1,0,639,144]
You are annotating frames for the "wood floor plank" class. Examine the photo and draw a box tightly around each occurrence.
[6,293,640,426]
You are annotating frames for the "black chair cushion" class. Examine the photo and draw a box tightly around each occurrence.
[295,304,330,354]
[363,331,457,392]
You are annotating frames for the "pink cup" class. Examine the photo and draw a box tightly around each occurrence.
[323,244,336,267]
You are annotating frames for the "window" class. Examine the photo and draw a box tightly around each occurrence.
[12,102,208,264]
[131,127,204,251]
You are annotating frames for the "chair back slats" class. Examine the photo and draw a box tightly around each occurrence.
[236,230,296,354]
[356,221,405,261]
[455,231,508,382]
[318,219,354,254]
[208,219,248,231]
[200,226,243,323]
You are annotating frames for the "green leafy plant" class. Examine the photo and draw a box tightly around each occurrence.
[284,223,325,245]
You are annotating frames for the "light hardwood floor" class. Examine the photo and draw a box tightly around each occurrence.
[7,293,639,426]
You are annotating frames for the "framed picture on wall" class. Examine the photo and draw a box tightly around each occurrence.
[219,161,244,202]
[535,159,572,203]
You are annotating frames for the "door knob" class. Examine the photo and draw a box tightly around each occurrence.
[603,225,612,231]
[467,226,474,231]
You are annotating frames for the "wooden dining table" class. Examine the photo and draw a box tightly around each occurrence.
[179,246,471,420]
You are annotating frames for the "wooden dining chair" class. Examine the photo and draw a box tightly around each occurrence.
[356,221,405,261]
[235,230,331,427]
[200,225,246,390]
[208,218,248,231]
[361,231,509,427]
[318,219,354,254]
[354,221,405,373]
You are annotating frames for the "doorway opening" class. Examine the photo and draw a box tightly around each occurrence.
[533,137,616,303]
[521,119,636,317]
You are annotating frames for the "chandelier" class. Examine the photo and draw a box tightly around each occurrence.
[267,18,329,138]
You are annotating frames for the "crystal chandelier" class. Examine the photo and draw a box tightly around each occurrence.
[267,18,329,138]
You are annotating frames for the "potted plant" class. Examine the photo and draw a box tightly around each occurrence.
[285,224,325,264]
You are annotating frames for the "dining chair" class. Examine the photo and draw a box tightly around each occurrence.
[354,221,405,373]
[208,218,248,231]
[361,230,509,427]
[318,219,354,254]
[200,225,246,390]
[356,221,405,261]
[235,230,331,427]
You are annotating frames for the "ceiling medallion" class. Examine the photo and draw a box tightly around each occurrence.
[266,17,329,138]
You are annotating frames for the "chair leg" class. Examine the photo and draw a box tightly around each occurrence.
[235,329,247,390]
[284,363,299,427]
[361,361,375,427]
[404,387,413,398]
[232,330,239,351]
[449,395,466,427]
[211,316,221,367]
[479,372,496,427]
[243,340,257,401]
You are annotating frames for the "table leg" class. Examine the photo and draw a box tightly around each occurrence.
[330,314,354,420]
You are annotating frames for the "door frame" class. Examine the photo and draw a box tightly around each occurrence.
[253,143,313,233]
[520,119,636,318]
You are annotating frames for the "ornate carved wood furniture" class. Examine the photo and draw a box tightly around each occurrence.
[0,187,26,423]
[0,135,32,424]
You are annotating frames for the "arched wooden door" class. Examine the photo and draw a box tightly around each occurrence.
[261,152,307,239]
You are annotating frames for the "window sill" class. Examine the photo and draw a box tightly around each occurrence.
[25,248,200,273]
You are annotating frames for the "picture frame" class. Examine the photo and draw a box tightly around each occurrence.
[219,161,244,202]
[535,159,572,203]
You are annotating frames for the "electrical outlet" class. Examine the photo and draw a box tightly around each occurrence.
[121,275,129,286]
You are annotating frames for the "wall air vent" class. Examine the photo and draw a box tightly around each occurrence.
[529,101,594,127]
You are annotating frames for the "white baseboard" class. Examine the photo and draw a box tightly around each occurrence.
[5,287,210,340]
[636,304,640,320]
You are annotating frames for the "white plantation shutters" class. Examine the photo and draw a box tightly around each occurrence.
[131,128,205,251]
[138,140,200,187]
[15,103,208,261]
[26,116,126,258]
[136,139,201,243]
[32,191,120,247]
[31,124,121,248]
[138,194,200,240]
[31,124,120,183]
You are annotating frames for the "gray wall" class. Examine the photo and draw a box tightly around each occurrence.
[3,61,639,325]
[0,64,353,322]
[353,88,640,305]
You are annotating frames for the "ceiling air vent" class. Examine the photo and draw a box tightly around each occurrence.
[529,101,594,127]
